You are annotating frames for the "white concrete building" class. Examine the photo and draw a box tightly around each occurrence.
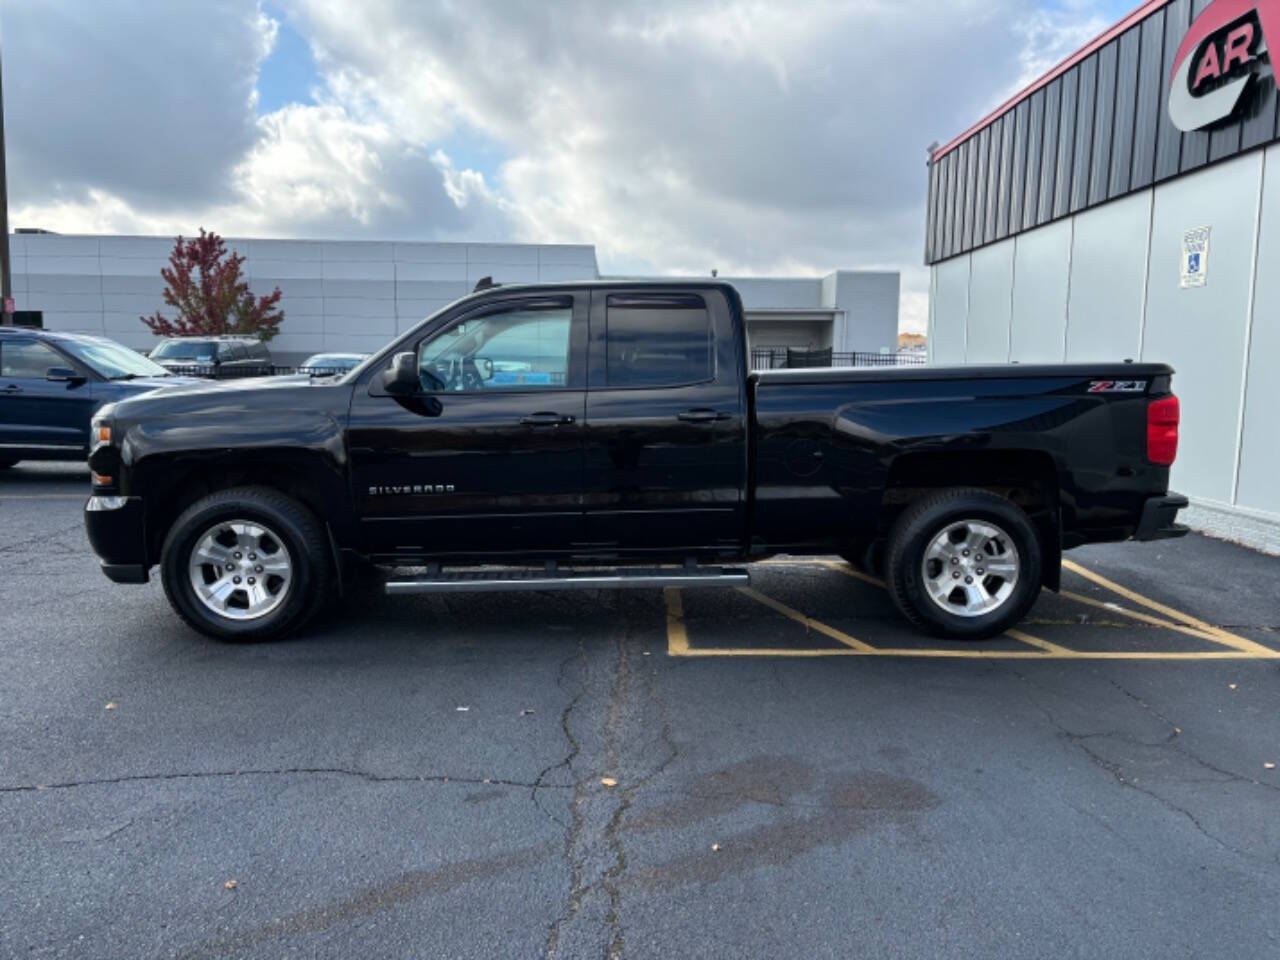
[924,0,1280,553]
[8,234,899,366]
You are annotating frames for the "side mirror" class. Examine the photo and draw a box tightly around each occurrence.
[380,351,420,395]
[47,366,86,385]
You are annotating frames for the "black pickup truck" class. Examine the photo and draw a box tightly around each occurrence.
[85,280,1186,642]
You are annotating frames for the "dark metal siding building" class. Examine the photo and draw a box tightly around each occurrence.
[924,0,1280,552]
[925,0,1280,265]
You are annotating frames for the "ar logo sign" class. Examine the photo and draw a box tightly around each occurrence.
[1169,0,1279,132]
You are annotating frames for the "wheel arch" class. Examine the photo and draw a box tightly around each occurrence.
[879,449,1062,591]
[135,449,347,572]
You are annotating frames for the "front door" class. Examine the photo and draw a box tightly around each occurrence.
[347,292,589,560]
[581,288,749,557]
[0,338,95,456]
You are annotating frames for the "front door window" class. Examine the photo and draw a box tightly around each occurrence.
[419,302,572,392]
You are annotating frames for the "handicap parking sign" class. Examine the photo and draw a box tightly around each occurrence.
[1180,226,1210,288]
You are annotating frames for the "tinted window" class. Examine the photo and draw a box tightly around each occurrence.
[606,294,712,387]
[1,340,63,378]
[420,300,572,391]
[152,340,216,360]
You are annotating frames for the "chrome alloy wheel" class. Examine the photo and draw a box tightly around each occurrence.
[920,519,1020,618]
[187,520,293,621]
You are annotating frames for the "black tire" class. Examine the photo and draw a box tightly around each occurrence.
[0,458,18,470]
[160,486,333,642]
[885,488,1043,641]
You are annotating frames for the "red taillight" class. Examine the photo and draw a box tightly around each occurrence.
[1147,395,1179,466]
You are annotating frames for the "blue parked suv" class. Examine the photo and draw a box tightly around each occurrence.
[0,328,192,468]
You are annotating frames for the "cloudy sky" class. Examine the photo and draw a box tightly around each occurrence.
[1,0,1134,332]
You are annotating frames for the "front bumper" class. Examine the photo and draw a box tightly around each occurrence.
[1133,493,1190,541]
[85,495,150,582]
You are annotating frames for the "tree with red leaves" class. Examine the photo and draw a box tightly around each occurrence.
[141,230,284,341]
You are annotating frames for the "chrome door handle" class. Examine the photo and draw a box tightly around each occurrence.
[677,409,728,423]
[520,412,575,426]
[1,384,21,394]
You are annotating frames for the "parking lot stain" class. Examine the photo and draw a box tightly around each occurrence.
[179,841,559,959]
[628,756,938,888]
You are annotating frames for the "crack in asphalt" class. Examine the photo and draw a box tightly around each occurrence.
[0,767,572,795]
[545,599,680,960]
[531,638,589,830]
[1006,666,1280,867]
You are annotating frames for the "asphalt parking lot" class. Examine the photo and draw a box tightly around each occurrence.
[3,462,1279,959]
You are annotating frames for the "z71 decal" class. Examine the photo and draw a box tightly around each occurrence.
[1088,380,1148,394]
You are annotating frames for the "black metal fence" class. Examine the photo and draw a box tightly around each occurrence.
[749,348,926,370]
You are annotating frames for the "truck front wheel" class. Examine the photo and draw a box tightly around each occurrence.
[160,486,333,642]
[885,488,1042,641]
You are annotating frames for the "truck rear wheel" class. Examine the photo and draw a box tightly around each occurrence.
[160,486,332,642]
[885,488,1042,640]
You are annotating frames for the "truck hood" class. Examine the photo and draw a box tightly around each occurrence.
[102,373,353,424]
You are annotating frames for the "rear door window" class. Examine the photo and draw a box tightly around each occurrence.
[605,294,712,388]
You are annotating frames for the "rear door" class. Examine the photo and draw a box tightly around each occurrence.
[0,338,96,454]
[581,287,748,556]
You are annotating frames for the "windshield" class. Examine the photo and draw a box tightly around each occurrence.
[61,338,172,379]
[303,354,362,368]
[152,340,217,361]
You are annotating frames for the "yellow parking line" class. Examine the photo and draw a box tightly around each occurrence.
[760,559,1060,653]
[1058,589,1220,642]
[665,560,1280,661]
[1061,559,1273,656]
[664,587,690,655]
[735,587,876,651]
[672,646,1280,660]
[1004,629,1072,655]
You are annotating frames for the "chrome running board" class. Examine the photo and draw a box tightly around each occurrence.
[385,565,749,595]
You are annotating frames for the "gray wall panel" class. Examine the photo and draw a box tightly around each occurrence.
[1038,79,1061,223]
[1023,89,1046,230]
[962,138,979,250]
[1144,151,1262,503]
[996,111,1015,239]
[1071,56,1098,212]
[1054,69,1079,219]
[1089,42,1118,205]
[1131,10,1166,189]
[1236,144,1280,513]
[1155,0,1190,181]
[1242,76,1279,150]
[1010,220,1072,362]
[942,152,956,259]
[1180,0,1214,172]
[931,161,942,264]
[972,126,990,246]
[931,257,971,364]
[985,117,1003,243]
[1065,191,1151,362]
[965,240,1014,363]
[1109,27,1141,197]
[1008,100,1029,233]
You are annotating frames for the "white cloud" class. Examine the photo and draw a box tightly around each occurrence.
[5,0,1127,334]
